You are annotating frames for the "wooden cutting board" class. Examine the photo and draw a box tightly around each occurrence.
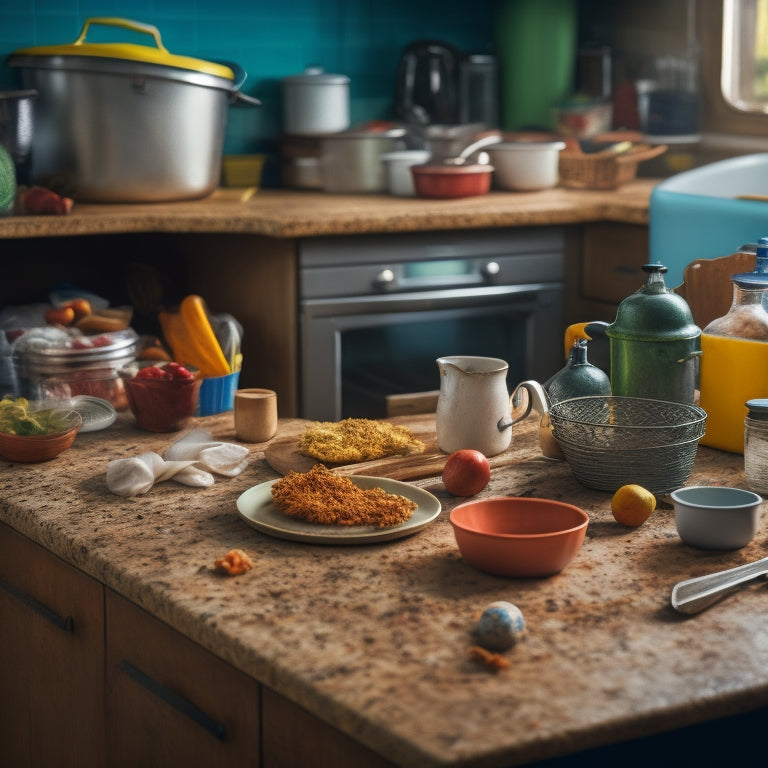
[264,416,520,481]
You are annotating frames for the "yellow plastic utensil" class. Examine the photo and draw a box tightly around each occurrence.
[159,295,231,377]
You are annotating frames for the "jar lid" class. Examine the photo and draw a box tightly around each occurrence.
[8,17,233,82]
[67,395,117,432]
[283,67,350,85]
[13,328,138,372]
[746,398,768,419]
[732,236,768,288]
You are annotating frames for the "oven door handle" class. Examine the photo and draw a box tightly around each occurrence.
[302,283,559,317]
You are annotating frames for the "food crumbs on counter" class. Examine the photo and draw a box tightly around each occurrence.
[214,549,254,576]
[469,646,509,670]
[271,464,416,527]
[298,418,425,463]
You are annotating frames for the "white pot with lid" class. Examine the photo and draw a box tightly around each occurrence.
[282,67,350,136]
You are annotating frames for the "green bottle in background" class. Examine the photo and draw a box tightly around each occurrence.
[494,0,577,131]
[0,144,16,215]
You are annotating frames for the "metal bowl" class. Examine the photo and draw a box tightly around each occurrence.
[548,396,707,494]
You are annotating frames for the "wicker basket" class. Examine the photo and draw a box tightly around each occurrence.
[558,144,667,190]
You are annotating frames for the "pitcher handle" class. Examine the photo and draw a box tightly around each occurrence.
[497,380,550,432]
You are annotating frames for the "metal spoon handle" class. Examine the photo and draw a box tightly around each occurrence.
[671,556,768,614]
[457,134,503,159]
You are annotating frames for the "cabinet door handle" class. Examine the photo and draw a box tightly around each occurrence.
[118,660,227,741]
[0,575,74,632]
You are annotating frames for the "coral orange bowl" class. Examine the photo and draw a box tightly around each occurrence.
[449,496,589,578]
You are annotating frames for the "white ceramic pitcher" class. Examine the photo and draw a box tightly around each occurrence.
[436,356,546,456]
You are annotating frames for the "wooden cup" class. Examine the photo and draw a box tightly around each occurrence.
[234,388,278,443]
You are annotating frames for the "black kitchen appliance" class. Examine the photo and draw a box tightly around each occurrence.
[395,40,463,125]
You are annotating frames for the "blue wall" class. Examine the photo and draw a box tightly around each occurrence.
[0,1,497,184]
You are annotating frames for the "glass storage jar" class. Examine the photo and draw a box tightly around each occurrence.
[699,238,768,453]
[703,240,768,340]
[745,398,768,496]
[12,327,138,410]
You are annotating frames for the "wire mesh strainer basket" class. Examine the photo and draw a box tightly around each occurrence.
[548,396,707,494]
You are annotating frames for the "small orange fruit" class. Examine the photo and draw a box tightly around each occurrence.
[611,484,656,527]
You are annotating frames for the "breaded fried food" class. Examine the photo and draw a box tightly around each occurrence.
[298,418,425,463]
[214,549,254,576]
[271,464,416,528]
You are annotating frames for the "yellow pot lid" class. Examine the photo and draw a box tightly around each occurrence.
[12,17,233,80]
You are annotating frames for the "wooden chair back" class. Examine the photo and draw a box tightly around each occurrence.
[674,251,756,330]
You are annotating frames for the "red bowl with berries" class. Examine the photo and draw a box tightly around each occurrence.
[120,362,202,432]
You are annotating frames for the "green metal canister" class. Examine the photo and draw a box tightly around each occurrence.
[589,263,701,404]
[609,263,701,404]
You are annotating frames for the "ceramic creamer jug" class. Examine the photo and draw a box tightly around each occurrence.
[436,356,541,456]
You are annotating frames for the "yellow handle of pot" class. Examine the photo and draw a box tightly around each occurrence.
[14,17,235,80]
[74,17,167,51]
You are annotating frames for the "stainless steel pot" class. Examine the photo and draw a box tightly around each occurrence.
[321,125,406,193]
[6,17,261,203]
[0,89,37,185]
[282,67,350,136]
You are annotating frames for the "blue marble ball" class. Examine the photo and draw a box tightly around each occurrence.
[472,601,526,651]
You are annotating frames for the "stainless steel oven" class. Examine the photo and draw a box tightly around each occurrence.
[299,227,565,421]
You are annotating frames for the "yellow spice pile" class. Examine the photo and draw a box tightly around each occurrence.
[298,418,425,463]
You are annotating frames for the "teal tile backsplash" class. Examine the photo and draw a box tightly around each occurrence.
[0,0,497,186]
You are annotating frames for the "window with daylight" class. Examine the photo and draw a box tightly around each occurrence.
[722,0,768,112]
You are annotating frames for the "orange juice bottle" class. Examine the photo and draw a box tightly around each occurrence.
[699,239,768,453]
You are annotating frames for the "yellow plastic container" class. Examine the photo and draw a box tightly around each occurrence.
[221,154,265,188]
[698,333,768,453]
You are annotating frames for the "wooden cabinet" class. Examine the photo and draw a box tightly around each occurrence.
[1,231,300,417]
[105,589,262,766]
[263,687,398,768]
[0,522,397,767]
[564,222,650,325]
[0,522,106,767]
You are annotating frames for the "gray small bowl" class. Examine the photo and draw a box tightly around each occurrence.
[672,486,763,550]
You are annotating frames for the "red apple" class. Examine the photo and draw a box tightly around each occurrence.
[442,449,491,497]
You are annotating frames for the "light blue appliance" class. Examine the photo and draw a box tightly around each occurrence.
[649,153,768,288]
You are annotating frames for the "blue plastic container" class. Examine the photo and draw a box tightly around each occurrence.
[196,370,240,416]
[649,153,768,288]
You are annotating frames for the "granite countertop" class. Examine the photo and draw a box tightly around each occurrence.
[0,180,659,240]
[2,410,767,767]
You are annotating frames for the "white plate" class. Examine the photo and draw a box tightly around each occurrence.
[236,475,441,545]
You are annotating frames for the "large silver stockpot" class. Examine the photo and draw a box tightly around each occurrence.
[7,18,260,203]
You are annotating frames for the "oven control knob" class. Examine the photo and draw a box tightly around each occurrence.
[374,268,395,288]
[482,261,501,279]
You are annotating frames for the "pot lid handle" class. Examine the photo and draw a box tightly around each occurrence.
[12,16,235,81]
[74,17,166,50]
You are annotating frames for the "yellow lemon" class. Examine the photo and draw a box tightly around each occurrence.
[611,484,656,527]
